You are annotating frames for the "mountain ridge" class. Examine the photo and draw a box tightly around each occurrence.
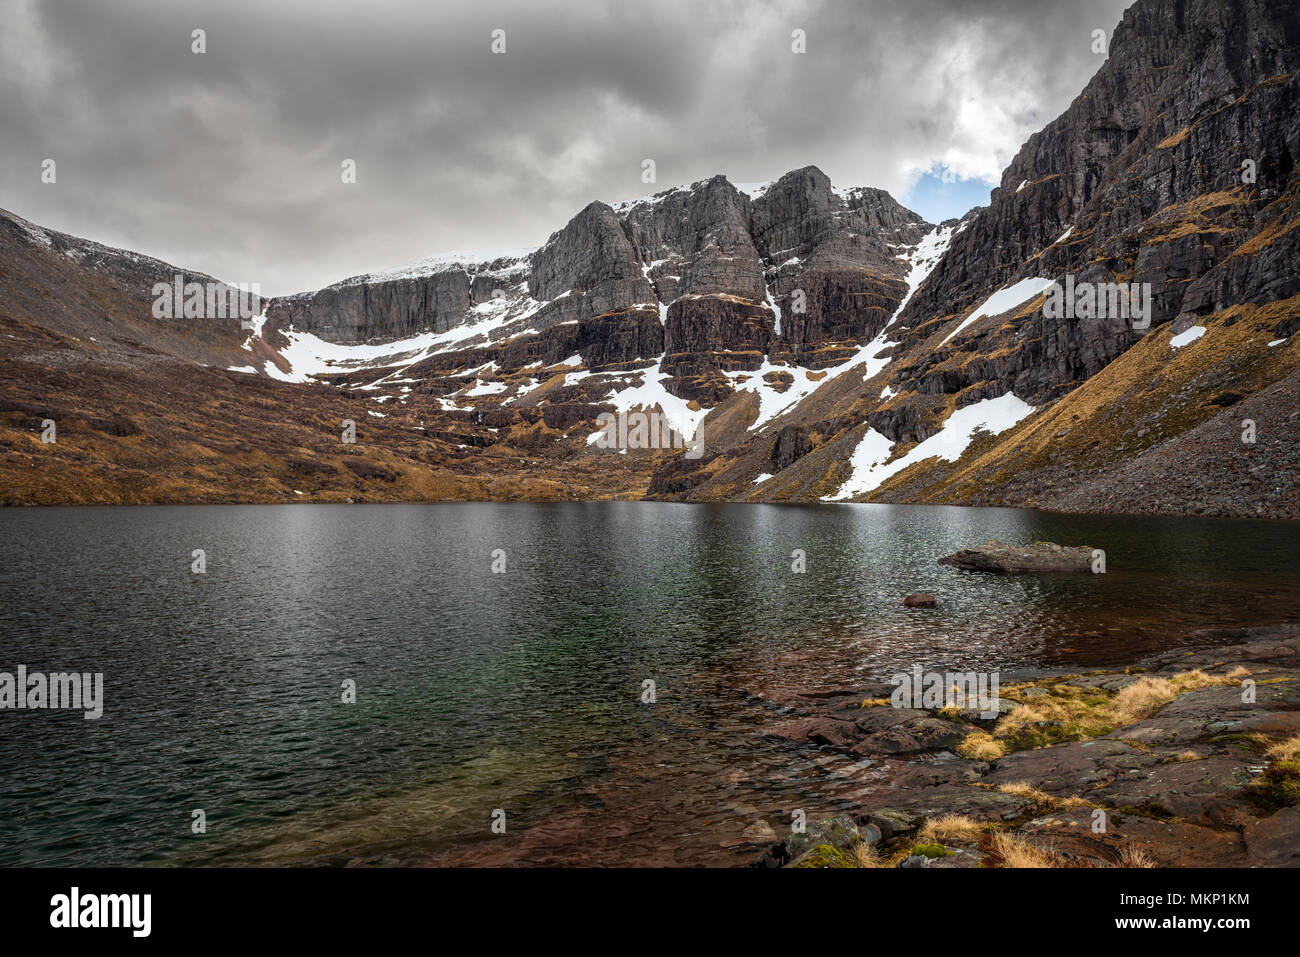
[1,0,1296,517]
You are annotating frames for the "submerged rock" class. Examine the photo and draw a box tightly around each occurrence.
[937,540,1095,574]
[902,592,937,607]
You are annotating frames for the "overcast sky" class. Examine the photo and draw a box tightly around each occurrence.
[1,0,1132,295]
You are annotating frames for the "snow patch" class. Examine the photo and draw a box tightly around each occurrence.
[346,248,535,285]
[1050,225,1074,246]
[828,393,1037,500]
[595,359,710,443]
[885,224,955,330]
[1170,325,1206,348]
[939,277,1056,347]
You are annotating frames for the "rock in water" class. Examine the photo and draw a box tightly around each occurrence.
[902,593,937,607]
[938,540,1095,574]
[783,814,863,862]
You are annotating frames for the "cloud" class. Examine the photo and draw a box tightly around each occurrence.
[0,0,1133,294]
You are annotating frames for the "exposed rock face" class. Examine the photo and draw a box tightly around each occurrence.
[262,166,932,387]
[265,252,530,344]
[620,174,765,302]
[937,541,1096,574]
[644,0,1300,517]
[752,168,927,362]
[528,201,656,324]
[770,425,813,472]
[883,0,1300,420]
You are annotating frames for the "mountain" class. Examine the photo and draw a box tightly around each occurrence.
[1,0,1297,516]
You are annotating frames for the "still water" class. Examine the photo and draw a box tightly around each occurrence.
[1,503,1296,866]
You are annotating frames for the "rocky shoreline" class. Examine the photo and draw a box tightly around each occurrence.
[754,623,1300,867]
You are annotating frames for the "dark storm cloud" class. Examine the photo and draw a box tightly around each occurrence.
[0,0,1132,295]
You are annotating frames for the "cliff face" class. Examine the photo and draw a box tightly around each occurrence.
[2,0,1297,516]
[259,165,934,406]
[645,0,1300,516]
[264,251,532,344]
[877,0,1299,421]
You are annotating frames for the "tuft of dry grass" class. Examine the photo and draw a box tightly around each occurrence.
[918,814,984,844]
[850,841,879,867]
[956,731,1007,760]
[995,781,1092,809]
[986,669,1237,754]
[1224,665,1251,679]
[1111,669,1227,719]
[997,781,1047,800]
[987,832,1066,868]
[851,841,912,869]
[1174,751,1202,762]
[1113,676,1180,718]
[1116,843,1157,868]
[1265,736,1300,762]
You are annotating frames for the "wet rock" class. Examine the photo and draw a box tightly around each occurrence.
[901,592,937,607]
[852,716,978,755]
[859,784,1032,823]
[738,820,778,845]
[858,808,919,843]
[1091,754,1258,827]
[783,814,861,862]
[938,540,1096,574]
[984,738,1162,794]
[764,715,861,748]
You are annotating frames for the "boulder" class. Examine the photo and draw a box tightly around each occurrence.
[782,814,862,862]
[902,592,937,607]
[938,540,1096,574]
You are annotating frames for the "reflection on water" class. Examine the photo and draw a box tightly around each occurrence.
[0,503,1296,866]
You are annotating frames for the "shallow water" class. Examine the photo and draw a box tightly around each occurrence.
[1,502,1297,866]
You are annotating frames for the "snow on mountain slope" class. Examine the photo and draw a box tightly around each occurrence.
[937,276,1056,346]
[827,393,1036,500]
[886,223,955,329]
[238,169,939,432]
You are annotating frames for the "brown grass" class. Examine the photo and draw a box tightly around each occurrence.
[851,841,912,869]
[956,731,1007,760]
[1156,127,1190,149]
[956,669,1237,759]
[1265,736,1300,762]
[995,781,1093,809]
[918,814,985,844]
[1116,843,1157,868]
[987,832,1066,868]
